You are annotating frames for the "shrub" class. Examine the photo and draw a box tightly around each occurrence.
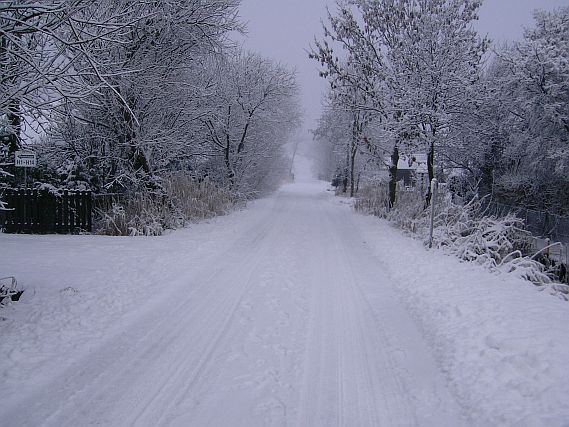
[94,194,168,236]
[94,175,235,236]
[165,175,234,223]
[356,182,556,288]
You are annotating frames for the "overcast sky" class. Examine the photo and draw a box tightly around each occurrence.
[237,0,569,141]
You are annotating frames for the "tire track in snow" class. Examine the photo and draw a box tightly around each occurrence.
[330,213,413,426]
[169,193,309,427]
[295,189,465,426]
[142,197,302,427]
[2,183,466,426]
[296,195,403,426]
[333,200,466,426]
[111,195,297,427]
[1,193,293,427]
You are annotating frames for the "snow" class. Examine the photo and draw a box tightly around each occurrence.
[1,157,569,426]
[348,213,569,426]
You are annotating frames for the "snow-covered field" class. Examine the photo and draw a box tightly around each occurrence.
[1,159,568,426]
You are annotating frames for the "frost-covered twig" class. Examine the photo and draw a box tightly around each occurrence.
[531,242,563,260]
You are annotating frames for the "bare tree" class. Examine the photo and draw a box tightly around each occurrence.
[42,0,242,192]
[311,0,487,205]
[202,51,300,194]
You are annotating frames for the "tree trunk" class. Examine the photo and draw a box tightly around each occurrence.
[348,110,362,197]
[425,140,435,207]
[349,117,358,198]
[388,144,399,208]
[1,34,21,154]
[120,95,151,177]
[225,138,235,187]
[479,138,502,198]
[6,101,21,154]
[237,117,251,155]
[350,145,356,197]
[342,144,349,194]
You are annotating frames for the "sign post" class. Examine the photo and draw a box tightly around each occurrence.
[15,151,37,187]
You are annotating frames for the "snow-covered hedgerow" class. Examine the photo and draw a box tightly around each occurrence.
[355,182,427,234]
[355,182,566,296]
[165,175,235,223]
[95,197,167,237]
[95,176,235,236]
[353,182,390,217]
[431,199,554,287]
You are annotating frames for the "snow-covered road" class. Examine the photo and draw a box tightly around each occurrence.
[3,159,569,426]
[1,180,465,426]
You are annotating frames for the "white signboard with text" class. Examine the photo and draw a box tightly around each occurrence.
[15,151,37,168]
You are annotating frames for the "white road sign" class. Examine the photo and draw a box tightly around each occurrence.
[15,151,37,168]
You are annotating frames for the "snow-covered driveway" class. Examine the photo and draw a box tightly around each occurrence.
[1,181,464,426]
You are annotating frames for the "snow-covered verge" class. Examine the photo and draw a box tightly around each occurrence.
[0,197,275,408]
[355,183,568,298]
[348,207,569,426]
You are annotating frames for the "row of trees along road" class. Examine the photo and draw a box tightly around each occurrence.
[1,1,301,211]
[311,0,569,215]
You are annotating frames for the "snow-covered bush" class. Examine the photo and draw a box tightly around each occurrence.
[95,196,167,236]
[432,201,552,286]
[387,187,426,234]
[356,182,557,288]
[354,182,390,217]
[430,197,530,258]
[94,177,236,236]
[355,182,426,234]
[165,175,235,223]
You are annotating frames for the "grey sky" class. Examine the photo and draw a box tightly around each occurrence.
[237,0,569,139]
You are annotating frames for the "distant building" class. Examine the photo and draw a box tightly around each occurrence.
[396,154,429,189]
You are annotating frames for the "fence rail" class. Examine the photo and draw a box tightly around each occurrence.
[484,201,569,245]
[1,188,92,234]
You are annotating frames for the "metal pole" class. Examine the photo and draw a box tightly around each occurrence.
[429,178,438,249]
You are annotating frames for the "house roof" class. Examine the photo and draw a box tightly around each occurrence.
[397,154,428,173]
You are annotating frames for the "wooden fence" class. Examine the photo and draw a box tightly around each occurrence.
[1,189,92,234]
